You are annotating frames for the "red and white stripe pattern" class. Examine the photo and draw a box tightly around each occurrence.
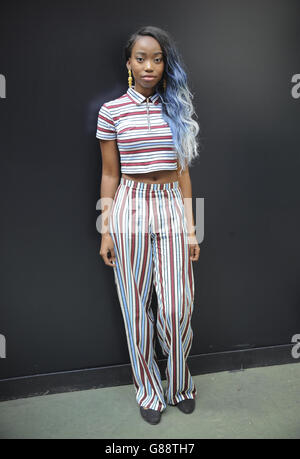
[109,177,197,412]
[96,86,178,174]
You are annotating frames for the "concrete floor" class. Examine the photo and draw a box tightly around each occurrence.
[0,362,299,439]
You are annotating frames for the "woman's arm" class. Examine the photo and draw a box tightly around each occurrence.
[99,139,120,235]
[98,139,120,268]
[177,159,200,261]
[177,159,196,237]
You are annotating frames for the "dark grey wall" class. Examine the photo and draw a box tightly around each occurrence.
[1,0,300,383]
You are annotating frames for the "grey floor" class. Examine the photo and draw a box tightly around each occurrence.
[0,362,299,439]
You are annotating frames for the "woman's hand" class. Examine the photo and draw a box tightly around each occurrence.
[187,233,200,262]
[100,233,116,267]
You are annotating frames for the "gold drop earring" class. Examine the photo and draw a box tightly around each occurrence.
[128,69,133,88]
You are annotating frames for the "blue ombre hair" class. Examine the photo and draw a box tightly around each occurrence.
[124,26,201,175]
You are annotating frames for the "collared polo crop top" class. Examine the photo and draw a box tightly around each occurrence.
[96,86,178,174]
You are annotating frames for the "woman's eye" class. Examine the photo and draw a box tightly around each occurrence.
[136,57,162,63]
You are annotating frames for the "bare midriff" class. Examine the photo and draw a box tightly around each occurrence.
[121,169,178,184]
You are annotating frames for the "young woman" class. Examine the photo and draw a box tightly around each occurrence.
[96,26,201,425]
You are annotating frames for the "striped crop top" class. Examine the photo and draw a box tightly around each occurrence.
[96,86,178,174]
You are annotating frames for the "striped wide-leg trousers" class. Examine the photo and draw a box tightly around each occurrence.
[109,177,197,412]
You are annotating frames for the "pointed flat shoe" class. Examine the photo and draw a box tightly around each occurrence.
[176,398,195,414]
[140,406,162,425]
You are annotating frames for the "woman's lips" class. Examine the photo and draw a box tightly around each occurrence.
[142,76,156,80]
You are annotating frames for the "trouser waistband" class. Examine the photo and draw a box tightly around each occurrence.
[120,177,179,191]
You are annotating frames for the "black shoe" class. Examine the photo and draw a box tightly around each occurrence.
[140,406,162,425]
[176,398,195,414]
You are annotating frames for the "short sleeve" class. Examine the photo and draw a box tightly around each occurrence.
[96,103,117,140]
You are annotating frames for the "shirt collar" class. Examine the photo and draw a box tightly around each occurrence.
[127,86,161,105]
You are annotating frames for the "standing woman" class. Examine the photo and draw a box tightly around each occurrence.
[96,26,201,425]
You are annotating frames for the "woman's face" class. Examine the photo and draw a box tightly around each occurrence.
[127,35,165,93]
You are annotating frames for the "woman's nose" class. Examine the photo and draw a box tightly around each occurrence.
[145,61,153,70]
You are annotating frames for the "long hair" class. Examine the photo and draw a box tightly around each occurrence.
[124,25,201,175]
